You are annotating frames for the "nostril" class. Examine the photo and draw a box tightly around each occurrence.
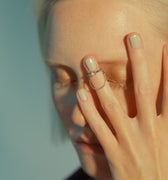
[83,127,93,139]
[68,123,84,140]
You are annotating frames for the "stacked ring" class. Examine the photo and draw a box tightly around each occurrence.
[87,68,107,91]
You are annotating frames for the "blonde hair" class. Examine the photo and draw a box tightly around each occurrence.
[34,0,57,60]
[35,0,168,60]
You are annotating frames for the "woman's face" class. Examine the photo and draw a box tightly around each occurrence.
[46,0,167,179]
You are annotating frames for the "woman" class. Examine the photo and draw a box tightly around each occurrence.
[35,0,168,179]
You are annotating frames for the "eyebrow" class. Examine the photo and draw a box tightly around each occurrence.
[46,59,127,67]
[46,60,68,67]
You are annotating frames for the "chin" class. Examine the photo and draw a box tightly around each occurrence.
[76,150,114,180]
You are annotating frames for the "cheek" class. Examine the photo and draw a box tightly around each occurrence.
[52,88,77,130]
[53,96,86,129]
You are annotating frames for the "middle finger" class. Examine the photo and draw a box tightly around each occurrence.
[82,55,133,140]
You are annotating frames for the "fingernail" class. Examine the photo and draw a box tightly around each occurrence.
[129,34,141,48]
[85,58,97,71]
[78,89,87,101]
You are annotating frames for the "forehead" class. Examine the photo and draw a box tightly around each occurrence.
[46,0,148,67]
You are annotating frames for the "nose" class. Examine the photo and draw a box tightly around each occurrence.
[72,105,87,127]
[71,105,97,140]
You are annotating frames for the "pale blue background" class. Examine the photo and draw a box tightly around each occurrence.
[0,1,80,180]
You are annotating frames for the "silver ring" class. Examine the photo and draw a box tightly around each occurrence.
[87,69,107,91]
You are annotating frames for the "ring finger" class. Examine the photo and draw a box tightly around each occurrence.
[126,32,157,127]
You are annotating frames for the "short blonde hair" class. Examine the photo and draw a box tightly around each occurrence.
[35,0,168,59]
[35,0,57,60]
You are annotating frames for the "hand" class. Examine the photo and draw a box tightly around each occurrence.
[76,32,168,180]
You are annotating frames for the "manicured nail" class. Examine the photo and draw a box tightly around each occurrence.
[129,34,141,48]
[78,89,87,101]
[85,58,97,71]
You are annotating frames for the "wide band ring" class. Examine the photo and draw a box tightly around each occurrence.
[87,68,107,91]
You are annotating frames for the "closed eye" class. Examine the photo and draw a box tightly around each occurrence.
[54,79,78,89]
[53,78,131,90]
[107,79,132,90]
[50,66,131,90]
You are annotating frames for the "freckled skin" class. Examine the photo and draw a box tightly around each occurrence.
[46,0,167,179]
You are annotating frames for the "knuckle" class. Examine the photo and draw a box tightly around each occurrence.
[144,125,158,143]
[101,99,118,111]
[92,123,107,135]
[135,81,154,95]
[147,132,159,153]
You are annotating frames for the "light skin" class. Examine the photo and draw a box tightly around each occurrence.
[46,0,168,179]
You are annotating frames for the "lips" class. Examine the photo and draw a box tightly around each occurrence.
[73,139,105,154]
[75,138,98,144]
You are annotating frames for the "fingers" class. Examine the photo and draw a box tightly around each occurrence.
[81,55,133,140]
[126,33,157,125]
[76,88,118,154]
[76,32,162,147]
[161,44,168,118]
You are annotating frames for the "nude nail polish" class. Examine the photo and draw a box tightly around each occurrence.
[85,58,97,71]
[129,34,141,48]
[78,89,87,101]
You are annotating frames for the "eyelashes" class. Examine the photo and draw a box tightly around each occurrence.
[51,68,131,91]
[107,79,129,90]
[54,79,78,89]
[53,78,129,90]
[51,69,78,90]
